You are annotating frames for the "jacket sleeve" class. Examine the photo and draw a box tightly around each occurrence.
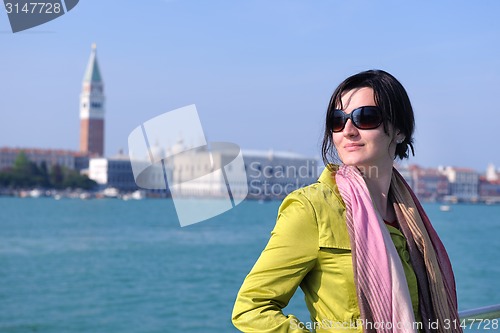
[232,190,319,333]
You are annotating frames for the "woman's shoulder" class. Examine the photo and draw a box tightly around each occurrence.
[277,166,350,249]
[286,165,344,207]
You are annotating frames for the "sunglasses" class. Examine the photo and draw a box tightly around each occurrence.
[330,106,383,133]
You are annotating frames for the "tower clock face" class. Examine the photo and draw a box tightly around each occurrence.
[80,99,104,118]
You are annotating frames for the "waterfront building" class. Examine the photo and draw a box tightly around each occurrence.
[439,166,479,202]
[0,147,89,171]
[486,163,499,181]
[80,43,105,157]
[242,149,320,199]
[164,141,247,199]
[394,163,414,189]
[478,176,500,202]
[405,165,449,201]
[88,154,158,192]
[169,147,319,199]
[90,142,319,198]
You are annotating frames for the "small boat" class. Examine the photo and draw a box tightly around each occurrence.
[29,189,42,198]
[440,205,451,212]
[131,190,146,200]
[102,187,119,198]
[122,190,145,201]
[79,192,92,200]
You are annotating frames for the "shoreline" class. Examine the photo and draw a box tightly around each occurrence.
[1,188,500,206]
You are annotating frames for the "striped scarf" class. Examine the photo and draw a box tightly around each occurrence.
[335,165,462,333]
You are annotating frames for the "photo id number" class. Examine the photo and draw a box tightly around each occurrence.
[5,2,62,14]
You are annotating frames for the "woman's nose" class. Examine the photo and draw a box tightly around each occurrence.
[343,119,359,137]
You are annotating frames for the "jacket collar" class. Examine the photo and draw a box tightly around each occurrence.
[318,164,340,192]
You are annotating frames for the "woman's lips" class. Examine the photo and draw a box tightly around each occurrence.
[344,143,364,151]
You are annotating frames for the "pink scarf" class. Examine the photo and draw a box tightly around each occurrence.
[335,165,462,333]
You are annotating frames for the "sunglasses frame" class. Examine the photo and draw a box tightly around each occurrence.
[330,106,383,133]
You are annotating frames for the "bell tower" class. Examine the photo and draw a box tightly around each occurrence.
[80,43,105,156]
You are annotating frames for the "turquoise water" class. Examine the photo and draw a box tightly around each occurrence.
[1,197,499,332]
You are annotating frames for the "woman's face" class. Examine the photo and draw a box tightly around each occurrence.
[332,87,399,172]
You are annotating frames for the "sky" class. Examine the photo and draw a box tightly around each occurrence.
[1,0,499,172]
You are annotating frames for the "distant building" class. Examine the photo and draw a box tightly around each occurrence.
[405,165,449,201]
[0,147,89,171]
[439,166,479,201]
[242,149,320,199]
[165,141,247,198]
[394,164,414,189]
[479,176,500,200]
[88,143,320,198]
[88,154,152,192]
[80,43,105,157]
[486,163,499,181]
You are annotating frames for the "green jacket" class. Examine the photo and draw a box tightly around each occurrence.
[232,167,419,332]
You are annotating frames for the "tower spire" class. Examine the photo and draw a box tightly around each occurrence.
[79,43,105,157]
[83,43,102,83]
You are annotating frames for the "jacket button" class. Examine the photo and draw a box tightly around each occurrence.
[402,249,410,262]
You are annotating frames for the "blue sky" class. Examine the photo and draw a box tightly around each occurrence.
[1,1,499,171]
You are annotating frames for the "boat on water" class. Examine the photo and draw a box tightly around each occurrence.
[122,190,146,200]
[440,205,451,212]
[29,189,43,198]
[102,187,119,198]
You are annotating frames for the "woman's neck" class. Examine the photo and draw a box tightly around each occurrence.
[362,163,395,221]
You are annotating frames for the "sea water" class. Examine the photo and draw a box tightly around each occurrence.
[1,197,499,332]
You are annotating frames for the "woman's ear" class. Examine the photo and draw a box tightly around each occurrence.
[395,131,405,144]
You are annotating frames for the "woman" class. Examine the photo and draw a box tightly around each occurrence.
[232,70,462,333]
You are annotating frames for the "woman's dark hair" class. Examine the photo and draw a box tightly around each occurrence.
[321,69,415,166]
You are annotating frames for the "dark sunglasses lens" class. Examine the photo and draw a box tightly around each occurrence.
[353,107,382,129]
[331,110,346,132]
